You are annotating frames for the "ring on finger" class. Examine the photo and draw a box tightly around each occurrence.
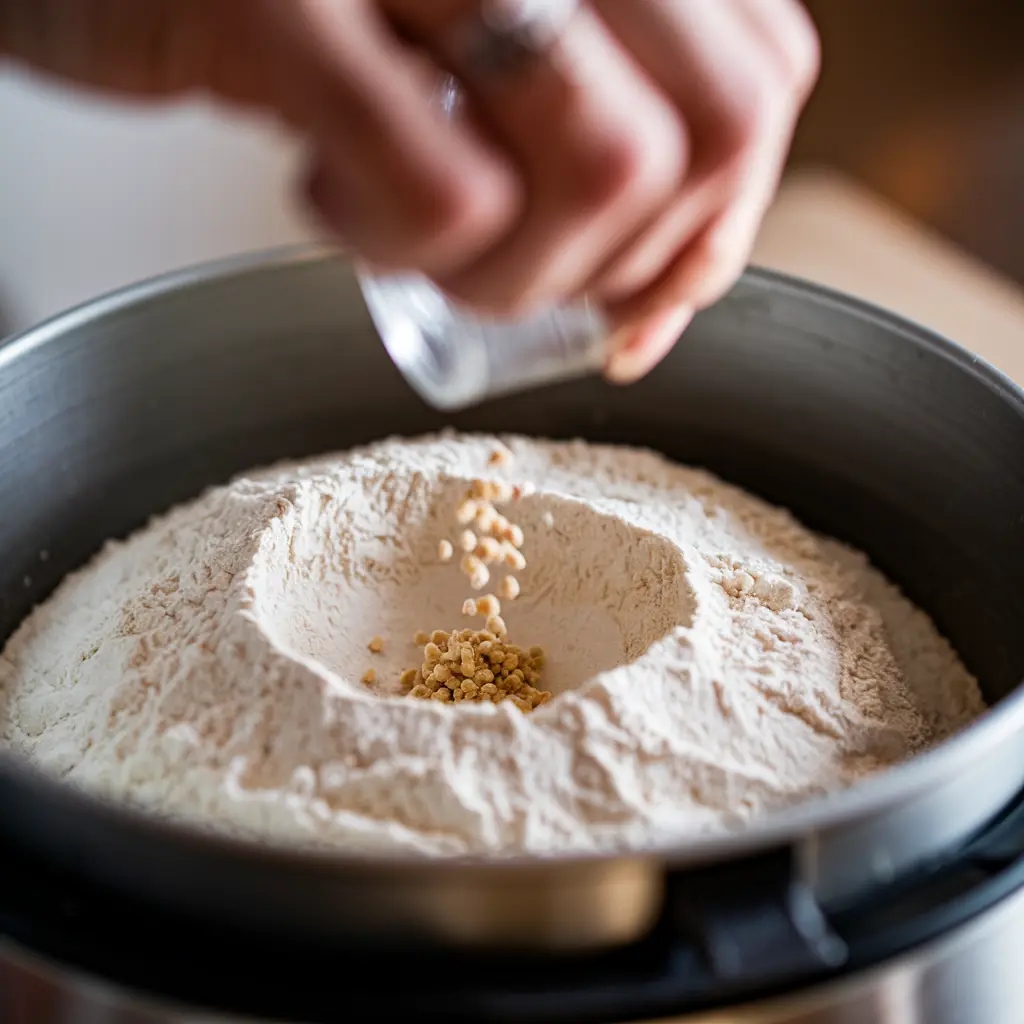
[446,0,581,81]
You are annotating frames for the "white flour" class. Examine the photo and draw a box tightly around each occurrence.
[0,434,985,855]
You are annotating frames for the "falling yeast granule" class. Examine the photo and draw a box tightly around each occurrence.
[0,434,986,857]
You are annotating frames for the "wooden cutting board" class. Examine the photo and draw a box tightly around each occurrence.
[752,169,1024,384]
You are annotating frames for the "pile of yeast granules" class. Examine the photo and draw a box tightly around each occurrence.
[0,434,986,855]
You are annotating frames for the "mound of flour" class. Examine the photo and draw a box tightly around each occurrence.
[0,434,985,855]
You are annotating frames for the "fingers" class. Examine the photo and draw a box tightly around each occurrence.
[588,0,816,303]
[605,302,694,385]
[381,0,689,315]
[603,112,793,384]
[594,0,818,382]
[0,0,250,97]
[266,0,521,277]
[732,0,821,98]
[649,105,798,317]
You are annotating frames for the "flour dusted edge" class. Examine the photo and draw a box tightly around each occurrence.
[0,434,986,856]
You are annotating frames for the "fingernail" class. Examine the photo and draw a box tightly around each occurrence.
[604,305,694,385]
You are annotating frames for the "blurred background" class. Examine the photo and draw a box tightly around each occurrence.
[794,0,1024,284]
[1,0,1023,335]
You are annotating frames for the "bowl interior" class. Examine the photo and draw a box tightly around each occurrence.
[1,251,1023,717]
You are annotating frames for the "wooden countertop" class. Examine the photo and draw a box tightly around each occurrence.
[752,169,1024,383]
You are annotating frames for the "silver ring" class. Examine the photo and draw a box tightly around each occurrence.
[452,0,580,81]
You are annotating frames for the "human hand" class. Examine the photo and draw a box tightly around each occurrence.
[1,0,818,383]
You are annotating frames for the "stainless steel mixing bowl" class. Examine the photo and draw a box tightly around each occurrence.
[1,245,1024,963]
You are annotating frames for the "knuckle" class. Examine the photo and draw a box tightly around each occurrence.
[576,132,648,211]
[414,169,516,252]
[575,118,686,214]
[715,84,769,165]
[632,117,690,203]
[394,163,520,273]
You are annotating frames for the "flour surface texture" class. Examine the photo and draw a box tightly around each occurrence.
[0,435,985,855]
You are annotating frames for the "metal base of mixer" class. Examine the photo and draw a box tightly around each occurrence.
[3,784,1024,1023]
